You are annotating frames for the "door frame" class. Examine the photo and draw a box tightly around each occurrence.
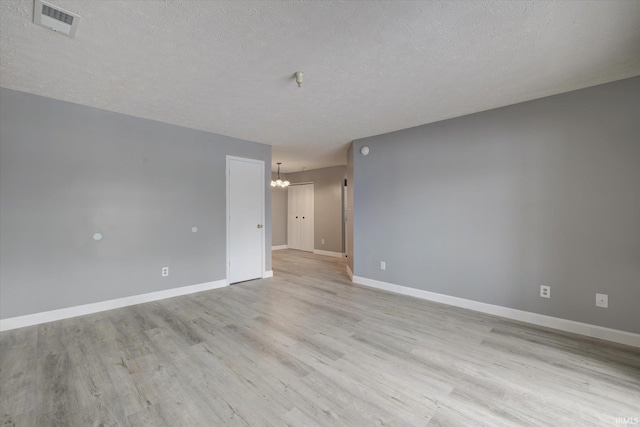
[226,155,265,285]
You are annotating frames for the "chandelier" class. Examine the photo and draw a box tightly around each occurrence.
[271,162,290,188]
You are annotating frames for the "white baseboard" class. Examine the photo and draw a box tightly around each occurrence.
[263,270,274,278]
[0,279,228,332]
[313,249,343,258]
[346,265,354,280]
[352,275,640,348]
[272,245,288,250]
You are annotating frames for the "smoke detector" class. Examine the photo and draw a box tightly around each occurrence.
[33,0,80,38]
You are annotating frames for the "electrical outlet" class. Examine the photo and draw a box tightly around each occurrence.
[380,261,386,270]
[162,267,169,277]
[596,293,608,308]
[540,285,550,299]
[321,238,325,245]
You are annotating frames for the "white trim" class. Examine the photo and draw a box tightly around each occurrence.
[263,270,273,278]
[352,275,640,348]
[272,245,288,250]
[346,265,354,280]
[313,249,343,258]
[0,280,228,332]
[226,156,265,285]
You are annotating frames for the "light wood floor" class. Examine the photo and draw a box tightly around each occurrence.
[1,249,639,426]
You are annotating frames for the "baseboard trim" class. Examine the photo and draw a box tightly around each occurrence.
[352,275,640,348]
[0,279,228,332]
[346,265,354,280]
[272,245,288,250]
[263,270,274,278]
[313,249,343,258]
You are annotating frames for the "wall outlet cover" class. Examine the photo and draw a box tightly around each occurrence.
[540,285,550,298]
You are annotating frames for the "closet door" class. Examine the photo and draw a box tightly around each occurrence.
[287,184,314,252]
[300,184,314,251]
[287,186,301,250]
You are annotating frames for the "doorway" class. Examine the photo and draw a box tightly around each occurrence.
[227,156,265,284]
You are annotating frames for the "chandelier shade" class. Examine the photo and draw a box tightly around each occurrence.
[271,162,290,188]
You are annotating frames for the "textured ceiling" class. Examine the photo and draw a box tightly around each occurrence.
[1,1,639,173]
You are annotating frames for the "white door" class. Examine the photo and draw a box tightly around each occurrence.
[287,184,314,252]
[227,156,264,284]
[287,186,301,250]
[300,184,314,251]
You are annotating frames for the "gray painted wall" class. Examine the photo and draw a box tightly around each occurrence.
[271,166,346,254]
[352,77,640,334]
[0,88,271,319]
[271,182,288,246]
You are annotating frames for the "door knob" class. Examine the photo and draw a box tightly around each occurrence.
[257,224,263,229]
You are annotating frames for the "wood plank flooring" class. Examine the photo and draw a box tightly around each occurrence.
[1,249,639,426]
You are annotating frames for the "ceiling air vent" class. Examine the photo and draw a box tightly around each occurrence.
[33,0,79,38]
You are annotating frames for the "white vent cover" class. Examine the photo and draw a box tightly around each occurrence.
[33,0,79,38]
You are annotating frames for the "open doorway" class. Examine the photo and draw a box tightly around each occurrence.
[270,165,348,276]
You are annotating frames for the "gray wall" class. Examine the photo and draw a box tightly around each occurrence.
[0,88,272,319]
[271,182,288,246]
[352,76,640,334]
[271,166,346,254]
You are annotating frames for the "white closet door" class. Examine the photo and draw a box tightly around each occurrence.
[287,184,314,252]
[287,186,301,250]
[300,184,314,251]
